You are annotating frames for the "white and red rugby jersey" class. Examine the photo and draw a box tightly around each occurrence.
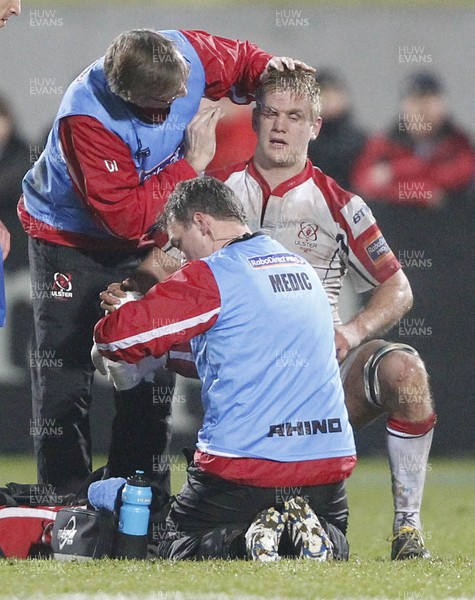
[212,159,401,323]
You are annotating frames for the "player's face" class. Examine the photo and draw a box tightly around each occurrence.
[167,217,213,262]
[0,0,20,27]
[252,90,321,169]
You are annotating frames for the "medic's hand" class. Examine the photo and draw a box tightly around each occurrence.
[91,341,167,390]
[184,106,222,174]
[91,343,140,390]
[261,57,316,81]
[99,278,141,313]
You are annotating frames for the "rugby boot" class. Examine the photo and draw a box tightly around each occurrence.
[245,506,287,562]
[284,496,333,561]
[390,526,431,560]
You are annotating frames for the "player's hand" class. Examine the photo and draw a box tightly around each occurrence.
[99,278,139,313]
[0,219,11,261]
[184,106,222,173]
[261,57,316,81]
[334,324,361,364]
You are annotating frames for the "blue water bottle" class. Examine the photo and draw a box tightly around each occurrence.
[115,470,152,559]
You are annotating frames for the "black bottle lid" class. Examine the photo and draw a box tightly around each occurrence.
[126,469,151,487]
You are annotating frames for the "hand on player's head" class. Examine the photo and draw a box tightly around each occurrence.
[261,57,316,82]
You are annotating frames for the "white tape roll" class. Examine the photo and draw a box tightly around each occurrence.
[114,290,143,309]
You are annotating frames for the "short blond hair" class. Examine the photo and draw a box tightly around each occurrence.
[255,69,321,121]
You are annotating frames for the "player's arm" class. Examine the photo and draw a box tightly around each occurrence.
[97,248,199,379]
[335,270,413,363]
[0,220,10,261]
[59,110,220,240]
[183,30,314,103]
[135,246,182,288]
[94,260,220,363]
[325,179,409,361]
[99,247,181,312]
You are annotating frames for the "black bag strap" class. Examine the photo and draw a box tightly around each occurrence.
[0,465,110,508]
[73,465,110,506]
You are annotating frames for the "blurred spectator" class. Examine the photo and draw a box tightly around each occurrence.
[205,98,256,171]
[307,68,367,190]
[0,94,30,270]
[352,71,475,208]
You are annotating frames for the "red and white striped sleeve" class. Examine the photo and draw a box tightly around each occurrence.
[313,168,401,290]
[94,260,220,363]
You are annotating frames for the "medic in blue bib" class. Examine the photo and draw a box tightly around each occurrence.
[18,27,315,498]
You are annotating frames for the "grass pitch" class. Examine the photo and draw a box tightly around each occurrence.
[0,456,473,599]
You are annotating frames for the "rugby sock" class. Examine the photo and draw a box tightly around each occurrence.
[386,413,436,532]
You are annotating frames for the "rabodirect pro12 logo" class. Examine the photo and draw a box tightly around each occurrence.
[247,253,306,269]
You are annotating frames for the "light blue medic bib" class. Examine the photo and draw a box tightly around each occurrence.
[22,30,206,238]
[193,234,356,462]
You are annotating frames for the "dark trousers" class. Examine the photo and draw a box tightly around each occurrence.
[28,238,175,500]
[150,464,349,560]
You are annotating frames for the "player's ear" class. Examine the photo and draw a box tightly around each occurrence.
[193,212,209,236]
[309,116,322,141]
